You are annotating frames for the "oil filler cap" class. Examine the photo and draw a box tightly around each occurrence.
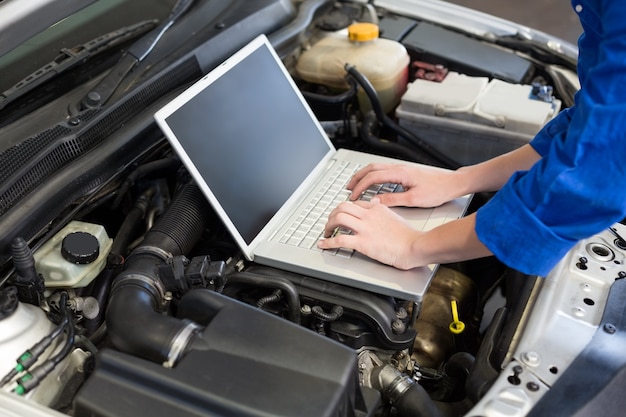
[61,232,100,264]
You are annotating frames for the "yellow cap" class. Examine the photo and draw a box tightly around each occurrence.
[348,23,379,42]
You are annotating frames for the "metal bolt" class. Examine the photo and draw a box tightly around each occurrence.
[527,382,540,392]
[521,351,541,367]
[395,307,408,320]
[84,91,101,107]
[391,319,406,335]
[604,323,617,334]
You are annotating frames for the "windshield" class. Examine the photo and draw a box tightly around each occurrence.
[0,0,177,93]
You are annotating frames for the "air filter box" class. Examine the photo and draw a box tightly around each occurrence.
[74,289,379,417]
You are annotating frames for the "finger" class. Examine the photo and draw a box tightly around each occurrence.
[323,208,365,238]
[317,233,357,250]
[347,163,391,191]
[374,191,413,207]
[349,170,399,200]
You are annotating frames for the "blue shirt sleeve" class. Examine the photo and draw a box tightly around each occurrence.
[475,0,626,276]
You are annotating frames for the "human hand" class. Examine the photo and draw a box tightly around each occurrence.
[317,199,424,270]
[347,163,462,208]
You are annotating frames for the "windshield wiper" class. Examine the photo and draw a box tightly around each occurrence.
[77,0,195,110]
[0,20,157,112]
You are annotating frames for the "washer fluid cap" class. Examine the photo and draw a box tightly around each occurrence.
[61,231,100,264]
[348,22,379,42]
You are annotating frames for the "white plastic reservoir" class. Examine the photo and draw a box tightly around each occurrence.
[296,22,410,113]
[34,220,113,288]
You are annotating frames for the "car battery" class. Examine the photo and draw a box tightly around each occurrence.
[396,72,561,165]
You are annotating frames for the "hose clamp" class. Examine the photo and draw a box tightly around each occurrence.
[371,364,415,404]
[163,319,202,368]
[128,245,173,262]
[112,273,167,302]
[385,373,415,404]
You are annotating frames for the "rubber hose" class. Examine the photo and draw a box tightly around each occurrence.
[369,364,442,417]
[302,77,358,105]
[444,352,475,380]
[311,305,343,322]
[106,183,210,364]
[111,187,155,257]
[256,289,282,308]
[140,183,210,256]
[394,383,443,417]
[112,157,180,208]
[360,111,432,164]
[226,271,301,324]
[345,64,461,169]
[107,279,192,363]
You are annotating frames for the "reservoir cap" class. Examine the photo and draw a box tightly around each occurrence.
[348,22,379,42]
[61,232,100,264]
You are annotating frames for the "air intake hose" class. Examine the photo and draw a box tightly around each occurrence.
[106,184,211,365]
[369,364,442,417]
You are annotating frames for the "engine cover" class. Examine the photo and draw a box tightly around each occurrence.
[74,289,379,417]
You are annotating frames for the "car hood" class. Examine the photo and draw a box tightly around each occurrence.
[0,0,98,56]
[0,0,578,60]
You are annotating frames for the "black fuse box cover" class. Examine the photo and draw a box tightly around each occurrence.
[402,21,533,83]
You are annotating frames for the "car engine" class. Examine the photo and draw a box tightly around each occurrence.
[0,0,602,416]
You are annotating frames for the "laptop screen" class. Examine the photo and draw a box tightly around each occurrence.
[162,40,332,244]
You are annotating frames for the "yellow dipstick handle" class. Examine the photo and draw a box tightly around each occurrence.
[449,300,465,334]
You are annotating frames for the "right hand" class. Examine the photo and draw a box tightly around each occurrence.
[347,163,464,208]
[318,199,425,270]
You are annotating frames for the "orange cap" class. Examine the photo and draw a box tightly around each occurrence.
[348,22,379,42]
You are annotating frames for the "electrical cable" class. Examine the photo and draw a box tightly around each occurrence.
[9,292,75,396]
[0,300,69,388]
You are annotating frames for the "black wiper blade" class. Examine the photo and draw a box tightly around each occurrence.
[0,20,157,112]
[79,0,195,110]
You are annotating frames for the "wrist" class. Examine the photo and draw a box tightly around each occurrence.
[449,166,475,198]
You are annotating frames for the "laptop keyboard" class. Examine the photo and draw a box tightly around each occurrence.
[279,160,402,258]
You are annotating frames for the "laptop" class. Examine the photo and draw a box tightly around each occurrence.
[154,34,470,302]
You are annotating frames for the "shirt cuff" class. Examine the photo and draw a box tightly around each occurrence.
[475,177,577,276]
[530,107,573,156]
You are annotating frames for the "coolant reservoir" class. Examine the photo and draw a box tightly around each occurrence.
[296,23,410,113]
[0,288,56,376]
[0,288,85,406]
[34,220,112,288]
[0,287,58,404]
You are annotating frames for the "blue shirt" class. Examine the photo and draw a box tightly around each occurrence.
[475,0,626,276]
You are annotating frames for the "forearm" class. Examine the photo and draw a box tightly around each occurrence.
[408,145,540,266]
[411,213,492,267]
[453,144,541,195]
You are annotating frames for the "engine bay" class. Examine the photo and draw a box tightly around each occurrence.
[1,1,610,416]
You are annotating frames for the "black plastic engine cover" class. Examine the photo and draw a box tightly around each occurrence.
[74,289,379,417]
